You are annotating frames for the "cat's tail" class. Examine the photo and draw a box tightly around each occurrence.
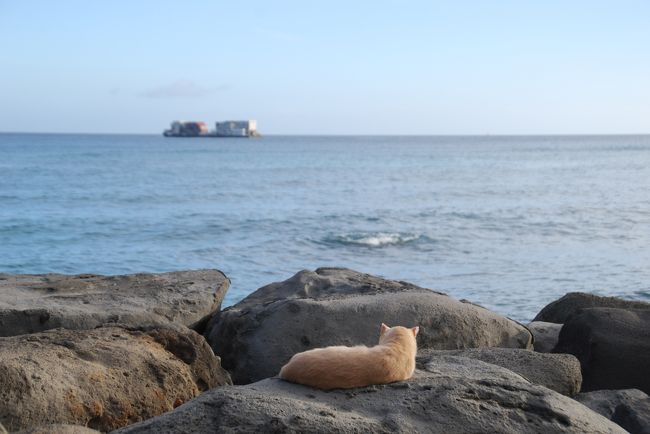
[278,361,291,380]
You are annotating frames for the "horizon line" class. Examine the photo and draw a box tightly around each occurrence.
[1,131,650,137]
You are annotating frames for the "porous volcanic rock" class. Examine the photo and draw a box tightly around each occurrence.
[527,321,563,353]
[0,270,229,336]
[554,308,650,393]
[0,325,231,433]
[533,292,650,324]
[417,347,582,396]
[206,268,532,384]
[112,355,623,434]
[576,389,650,434]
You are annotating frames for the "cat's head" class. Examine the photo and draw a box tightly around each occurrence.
[379,323,419,343]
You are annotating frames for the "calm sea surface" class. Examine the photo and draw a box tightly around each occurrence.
[1,133,649,321]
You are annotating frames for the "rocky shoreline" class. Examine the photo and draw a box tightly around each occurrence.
[1,268,648,433]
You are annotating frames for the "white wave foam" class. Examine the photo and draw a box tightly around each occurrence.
[334,232,420,247]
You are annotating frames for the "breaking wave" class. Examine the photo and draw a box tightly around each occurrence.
[323,232,424,248]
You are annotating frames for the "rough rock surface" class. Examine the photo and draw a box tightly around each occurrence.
[533,292,650,324]
[0,270,229,337]
[417,347,582,396]
[576,389,650,434]
[206,268,532,384]
[14,425,102,434]
[112,355,623,434]
[555,308,650,393]
[0,325,231,433]
[527,321,563,352]
[0,422,6,434]
[612,401,650,434]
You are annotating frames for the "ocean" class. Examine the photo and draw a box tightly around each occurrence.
[1,133,649,322]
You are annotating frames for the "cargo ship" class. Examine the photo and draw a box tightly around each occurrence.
[163,120,259,137]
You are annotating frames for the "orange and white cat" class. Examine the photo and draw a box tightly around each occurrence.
[278,323,419,390]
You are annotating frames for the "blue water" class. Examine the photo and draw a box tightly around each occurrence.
[1,133,649,322]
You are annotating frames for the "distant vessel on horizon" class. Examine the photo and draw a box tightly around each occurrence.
[164,120,259,138]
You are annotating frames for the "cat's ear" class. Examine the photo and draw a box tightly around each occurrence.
[380,323,390,335]
[411,326,419,337]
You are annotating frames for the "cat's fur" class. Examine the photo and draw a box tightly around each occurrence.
[278,323,419,390]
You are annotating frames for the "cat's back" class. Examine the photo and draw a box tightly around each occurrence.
[279,345,378,390]
[279,345,372,376]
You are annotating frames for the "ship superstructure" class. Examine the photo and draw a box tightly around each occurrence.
[164,120,259,137]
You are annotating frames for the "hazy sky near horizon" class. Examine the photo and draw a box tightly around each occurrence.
[1,1,649,134]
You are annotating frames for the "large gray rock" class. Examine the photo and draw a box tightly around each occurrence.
[417,347,582,396]
[527,321,563,352]
[206,268,532,384]
[533,292,650,324]
[14,425,102,434]
[112,355,624,434]
[0,325,231,433]
[555,308,650,393]
[576,389,650,434]
[0,270,229,336]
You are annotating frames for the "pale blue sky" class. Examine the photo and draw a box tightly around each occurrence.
[1,1,649,134]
